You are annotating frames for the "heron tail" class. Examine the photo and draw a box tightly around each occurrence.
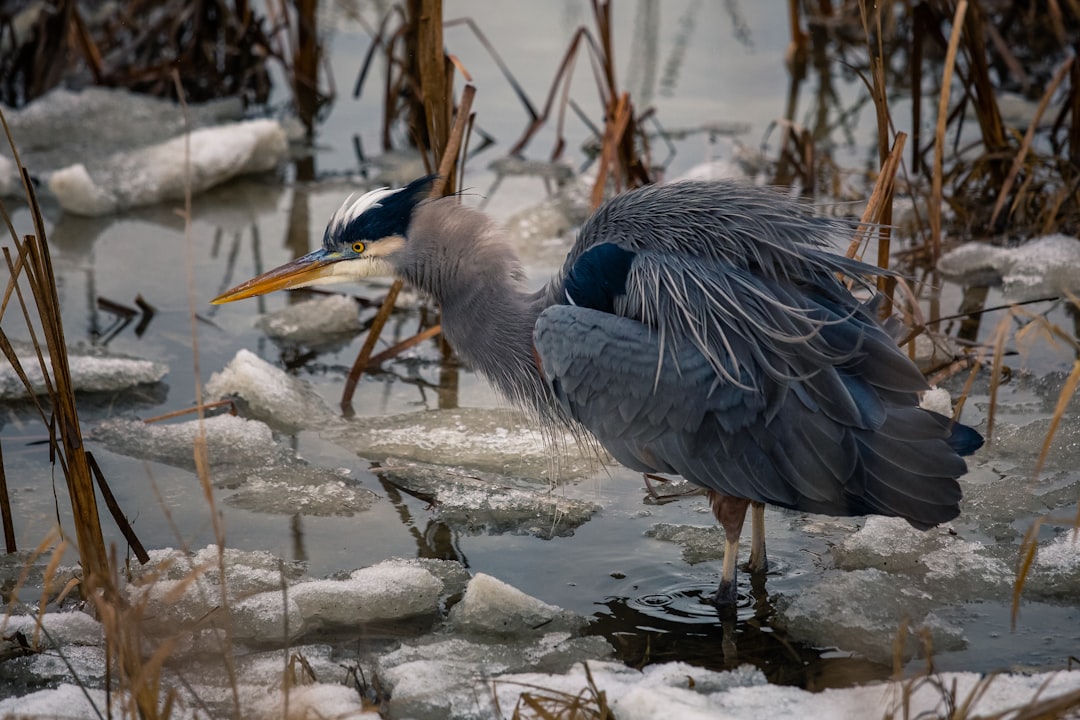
[946,420,984,457]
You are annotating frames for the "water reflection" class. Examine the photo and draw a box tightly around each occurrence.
[376,473,468,565]
[591,578,893,689]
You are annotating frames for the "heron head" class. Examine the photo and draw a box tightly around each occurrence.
[211,175,435,304]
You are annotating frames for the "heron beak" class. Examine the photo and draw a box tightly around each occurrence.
[211,249,344,304]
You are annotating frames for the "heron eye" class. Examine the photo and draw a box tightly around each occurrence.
[351,241,365,254]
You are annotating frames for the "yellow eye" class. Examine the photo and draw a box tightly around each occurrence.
[351,241,365,253]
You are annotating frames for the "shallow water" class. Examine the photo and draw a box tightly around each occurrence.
[1,0,1079,707]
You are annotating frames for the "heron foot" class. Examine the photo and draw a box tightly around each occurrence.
[741,553,768,574]
[711,578,738,607]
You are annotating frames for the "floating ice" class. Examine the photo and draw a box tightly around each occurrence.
[774,568,967,663]
[833,516,947,572]
[919,386,955,416]
[1,611,104,649]
[331,407,598,480]
[92,414,283,470]
[491,662,765,720]
[675,159,747,182]
[448,573,585,637]
[0,684,110,720]
[0,351,167,400]
[938,234,1080,300]
[3,661,1079,720]
[375,633,614,719]
[501,178,591,269]
[224,466,378,517]
[374,458,600,539]
[1,87,244,174]
[255,294,362,346]
[289,560,443,629]
[646,523,725,564]
[833,516,1010,602]
[48,119,288,215]
[206,349,335,431]
[1027,530,1080,600]
[125,545,307,644]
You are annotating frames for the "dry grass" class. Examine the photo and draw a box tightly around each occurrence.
[0,110,111,589]
[492,662,615,720]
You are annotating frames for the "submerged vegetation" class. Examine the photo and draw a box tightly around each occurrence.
[0,0,1079,717]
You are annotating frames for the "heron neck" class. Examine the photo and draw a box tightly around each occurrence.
[403,201,551,415]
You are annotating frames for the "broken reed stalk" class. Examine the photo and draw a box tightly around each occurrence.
[856,0,897,310]
[930,0,967,263]
[846,132,907,263]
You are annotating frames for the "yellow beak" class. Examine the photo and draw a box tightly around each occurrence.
[211,250,341,304]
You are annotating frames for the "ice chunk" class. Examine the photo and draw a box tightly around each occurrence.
[921,541,1010,598]
[331,407,598,480]
[0,352,167,400]
[374,459,600,539]
[255,294,362,346]
[289,560,442,629]
[938,234,1080,300]
[48,119,287,215]
[646,524,725,564]
[1,611,103,648]
[125,545,306,643]
[0,684,110,719]
[375,633,613,719]
[833,516,1011,602]
[448,573,585,637]
[833,516,947,572]
[224,466,377,517]
[919,386,954,416]
[1027,531,1080,600]
[206,349,335,431]
[2,88,242,170]
[92,414,282,470]
[774,568,966,663]
[991,417,1080,472]
[490,662,765,720]
[675,159,746,182]
[248,684,377,719]
[231,589,305,643]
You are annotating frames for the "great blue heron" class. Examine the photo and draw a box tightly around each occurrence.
[213,176,982,604]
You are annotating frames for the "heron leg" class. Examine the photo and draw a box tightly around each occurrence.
[745,501,768,574]
[707,491,750,606]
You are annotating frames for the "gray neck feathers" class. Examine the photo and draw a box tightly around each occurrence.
[399,199,550,415]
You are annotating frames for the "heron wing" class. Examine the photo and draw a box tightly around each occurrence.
[535,271,965,526]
